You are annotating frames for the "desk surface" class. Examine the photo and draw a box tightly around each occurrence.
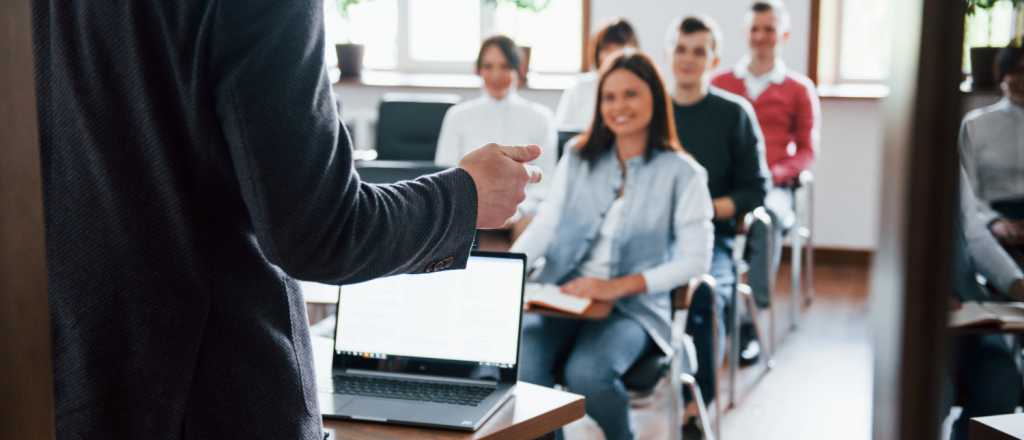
[972,414,1024,440]
[312,337,585,440]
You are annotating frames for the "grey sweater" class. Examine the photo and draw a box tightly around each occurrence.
[32,0,477,438]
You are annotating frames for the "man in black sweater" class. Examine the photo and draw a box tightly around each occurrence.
[667,15,770,423]
[32,0,540,438]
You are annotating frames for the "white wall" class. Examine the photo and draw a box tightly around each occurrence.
[335,0,886,250]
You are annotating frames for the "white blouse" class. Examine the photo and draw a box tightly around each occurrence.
[434,92,557,212]
[960,98,1024,224]
[553,72,599,132]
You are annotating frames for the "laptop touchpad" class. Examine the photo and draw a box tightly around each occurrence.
[344,398,427,420]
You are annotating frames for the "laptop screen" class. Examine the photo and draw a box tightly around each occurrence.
[334,253,525,368]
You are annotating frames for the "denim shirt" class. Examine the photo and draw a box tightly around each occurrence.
[512,145,714,355]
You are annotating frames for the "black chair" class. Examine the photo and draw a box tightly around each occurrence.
[375,93,460,161]
[556,130,581,159]
[354,160,446,184]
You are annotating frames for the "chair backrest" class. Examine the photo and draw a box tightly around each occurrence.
[556,130,581,160]
[375,93,460,161]
[355,160,446,184]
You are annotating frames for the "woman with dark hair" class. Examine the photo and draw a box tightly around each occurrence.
[512,50,713,440]
[436,35,556,229]
[554,18,640,132]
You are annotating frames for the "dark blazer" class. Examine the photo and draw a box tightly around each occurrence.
[32,0,477,438]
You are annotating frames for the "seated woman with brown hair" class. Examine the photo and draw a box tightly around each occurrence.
[512,50,714,440]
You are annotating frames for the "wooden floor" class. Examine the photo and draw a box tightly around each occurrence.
[558,253,873,440]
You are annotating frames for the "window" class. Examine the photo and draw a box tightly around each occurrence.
[963,0,1018,73]
[324,0,584,75]
[816,0,893,85]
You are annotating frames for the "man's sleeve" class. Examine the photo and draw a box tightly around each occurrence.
[209,0,476,284]
[772,79,820,184]
[727,101,770,216]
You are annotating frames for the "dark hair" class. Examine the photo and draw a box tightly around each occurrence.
[749,1,791,31]
[677,15,722,55]
[576,50,683,163]
[476,35,521,74]
[996,42,1024,83]
[590,18,639,69]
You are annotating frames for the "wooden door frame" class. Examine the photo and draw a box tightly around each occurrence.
[870,0,965,438]
[0,0,55,438]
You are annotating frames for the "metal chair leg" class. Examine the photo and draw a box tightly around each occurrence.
[789,223,802,331]
[681,373,716,440]
[740,284,773,368]
[728,276,739,410]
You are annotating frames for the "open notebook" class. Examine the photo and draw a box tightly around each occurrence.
[525,283,592,315]
[949,301,1024,331]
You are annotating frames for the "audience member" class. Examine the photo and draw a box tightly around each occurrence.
[435,35,556,237]
[667,14,770,427]
[959,42,1024,265]
[512,50,713,440]
[947,168,1024,440]
[554,18,640,133]
[712,1,821,364]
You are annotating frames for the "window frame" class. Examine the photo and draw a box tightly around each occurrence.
[340,0,590,75]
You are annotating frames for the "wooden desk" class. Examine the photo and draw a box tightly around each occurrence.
[313,337,585,440]
[971,414,1024,440]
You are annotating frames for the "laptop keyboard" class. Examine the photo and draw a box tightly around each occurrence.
[333,375,494,406]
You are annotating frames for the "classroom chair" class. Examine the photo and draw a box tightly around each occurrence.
[786,170,816,329]
[374,93,459,161]
[727,207,776,410]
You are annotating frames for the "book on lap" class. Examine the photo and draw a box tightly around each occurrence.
[949,301,1024,331]
[524,283,592,315]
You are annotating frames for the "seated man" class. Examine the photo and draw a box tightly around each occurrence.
[667,14,770,426]
[712,1,821,364]
[948,168,1024,440]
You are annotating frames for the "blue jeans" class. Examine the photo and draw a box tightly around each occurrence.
[686,236,733,404]
[950,334,1021,440]
[519,309,652,440]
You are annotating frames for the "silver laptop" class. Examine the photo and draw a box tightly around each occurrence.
[319,251,526,431]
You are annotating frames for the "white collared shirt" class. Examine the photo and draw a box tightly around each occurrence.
[434,92,557,212]
[734,56,787,101]
[959,97,1024,224]
[553,72,599,132]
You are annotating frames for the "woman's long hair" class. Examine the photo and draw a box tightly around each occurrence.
[575,50,684,163]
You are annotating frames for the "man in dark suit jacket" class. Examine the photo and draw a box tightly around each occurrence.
[31,1,540,438]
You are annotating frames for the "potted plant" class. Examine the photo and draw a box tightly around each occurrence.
[482,0,551,85]
[966,0,1023,89]
[335,0,368,78]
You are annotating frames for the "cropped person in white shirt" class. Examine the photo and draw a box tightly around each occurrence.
[435,35,556,236]
[554,18,640,133]
[960,43,1024,264]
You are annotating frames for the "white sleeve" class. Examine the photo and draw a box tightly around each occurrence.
[641,168,714,293]
[553,86,576,131]
[511,152,571,271]
[434,109,462,166]
[522,110,559,213]
[961,168,1024,292]
[959,118,1001,225]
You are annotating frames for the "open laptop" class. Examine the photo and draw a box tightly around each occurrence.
[320,251,526,431]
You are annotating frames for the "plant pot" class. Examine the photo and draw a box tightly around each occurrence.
[970,46,1002,90]
[518,46,531,87]
[335,43,365,79]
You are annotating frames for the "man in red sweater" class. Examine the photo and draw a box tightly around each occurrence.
[712,0,820,366]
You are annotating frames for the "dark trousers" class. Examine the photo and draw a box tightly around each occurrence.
[686,236,734,404]
[949,333,1021,440]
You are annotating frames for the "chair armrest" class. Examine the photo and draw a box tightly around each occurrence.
[672,274,717,311]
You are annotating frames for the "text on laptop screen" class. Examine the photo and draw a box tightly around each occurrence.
[334,255,524,367]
